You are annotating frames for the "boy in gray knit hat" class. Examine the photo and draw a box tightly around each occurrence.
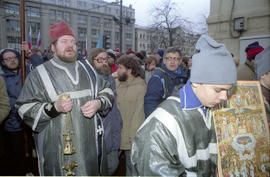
[131,35,236,176]
[255,46,270,127]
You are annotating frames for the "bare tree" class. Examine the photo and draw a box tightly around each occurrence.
[150,0,181,47]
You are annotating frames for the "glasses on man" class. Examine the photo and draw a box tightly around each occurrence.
[93,57,109,63]
[165,57,181,61]
[3,56,17,62]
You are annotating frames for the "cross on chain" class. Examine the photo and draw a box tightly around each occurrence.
[97,125,103,135]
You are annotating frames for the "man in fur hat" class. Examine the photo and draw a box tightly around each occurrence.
[131,35,237,176]
[16,20,114,176]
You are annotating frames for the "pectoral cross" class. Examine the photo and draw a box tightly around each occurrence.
[97,125,103,135]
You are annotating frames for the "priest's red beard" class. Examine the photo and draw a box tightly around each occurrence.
[56,48,77,62]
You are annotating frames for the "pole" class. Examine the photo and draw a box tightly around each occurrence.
[120,0,123,52]
[20,0,26,86]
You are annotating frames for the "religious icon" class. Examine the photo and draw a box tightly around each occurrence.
[213,81,270,177]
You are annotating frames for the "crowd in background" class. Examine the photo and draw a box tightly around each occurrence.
[0,20,269,176]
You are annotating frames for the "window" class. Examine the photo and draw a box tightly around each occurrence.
[91,42,97,48]
[126,23,132,30]
[6,20,20,32]
[77,1,86,9]
[7,36,20,49]
[125,33,132,40]
[4,3,19,15]
[64,0,71,6]
[104,18,112,28]
[49,0,56,4]
[50,10,56,21]
[58,0,64,6]
[91,29,100,36]
[115,32,120,41]
[28,22,40,34]
[91,16,100,26]
[57,11,63,21]
[78,14,87,24]
[104,30,111,38]
[78,27,87,38]
[26,6,40,17]
[64,12,70,22]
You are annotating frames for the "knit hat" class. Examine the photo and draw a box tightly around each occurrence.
[190,35,237,84]
[157,49,164,58]
[49,20,75,42]
[255,46,270,79]
[126,49,135,55]
[245,41,264,61]
[114,48,120,54]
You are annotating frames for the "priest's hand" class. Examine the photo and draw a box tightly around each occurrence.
[54,94,72,113]
[81,100,101,118]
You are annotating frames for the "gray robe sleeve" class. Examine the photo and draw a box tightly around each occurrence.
[16,69,51,132]
[95,73,114,117]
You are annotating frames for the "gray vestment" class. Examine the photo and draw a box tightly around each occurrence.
[16,58,114,176]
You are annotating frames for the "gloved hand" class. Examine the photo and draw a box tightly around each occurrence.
[54,94,72,113]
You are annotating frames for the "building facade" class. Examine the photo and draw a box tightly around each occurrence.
[207,0,270,64]
[135,25,199,58]
[135,25,152,54]
[0,0,135,55]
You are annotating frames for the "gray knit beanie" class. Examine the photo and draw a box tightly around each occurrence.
[255,46,270,79]
[190,35,237,84]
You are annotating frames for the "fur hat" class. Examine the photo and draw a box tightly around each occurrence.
[245,41,264,61]
[49,20,75,42]
[255,46,270,79]
[190,35,237,84]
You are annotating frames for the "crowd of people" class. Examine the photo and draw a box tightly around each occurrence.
[0,20,269,176]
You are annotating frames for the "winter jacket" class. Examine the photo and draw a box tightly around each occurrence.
[102,75,123,153]
[116,76,146,150]
[144,63,187,117]
[131,81,217,176]
[0,48,43,131]
[0,76,10,123]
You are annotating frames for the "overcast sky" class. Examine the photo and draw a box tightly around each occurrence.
[105,0,210,31]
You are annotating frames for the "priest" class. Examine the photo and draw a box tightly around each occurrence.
[16,20,114,176]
